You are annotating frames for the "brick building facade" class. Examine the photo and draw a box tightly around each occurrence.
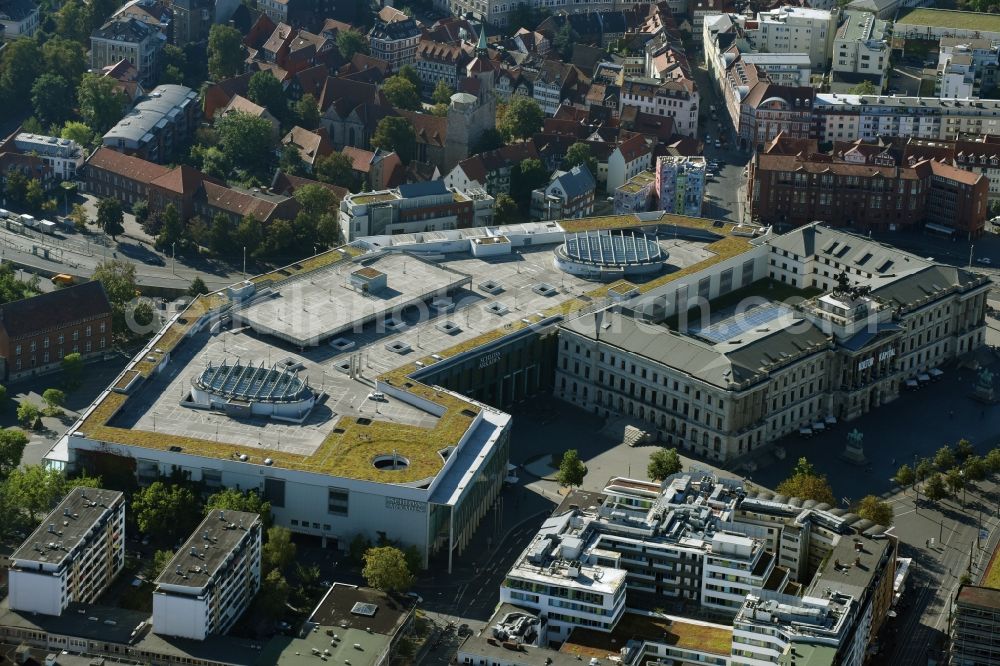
[748,135,988,237]
[0,282,112,382]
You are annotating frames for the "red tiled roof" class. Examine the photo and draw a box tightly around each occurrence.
[617,133,651,162]
[86,147,171,184]
[149,164,206,195]
[342,146,375,173]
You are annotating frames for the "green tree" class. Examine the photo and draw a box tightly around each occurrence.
[89,0,117,29]
[92,259,140,337]
[3,465,99,527]
[161,45,187,86]
[946,467,965,496]
[925,473,948,501]
[32,74,73,128]
[511,157,549,211]
[255,569,290,621]
[294,183,338,218]
[500,96,543,140]
[432,80,454,105]
[62,353,84,389]
[349,534,371,564]
[955,439,975,462]
[776,460,835,505]
[647,447,683,481]
[494,193,518,225]
[205,488,272,527]
[25,179,45,214]
[915,458,935,481]
[362,546,414,592]
[97,197,124,239]
[371,116,416,162]
[16,401,39,427]
[131,200,150,225]
[41,388,65,413]
[964,455,987,482]
[0,385,6,403]
[3,172,28,209]
[248,70,287,121]
[0,39,43,109]
[315,152,357,189]
[197,146,230,179]
[935,445,956,472]
[217,111,274,174]
[337,29,369,60]
[553,21,578,61]
[155,203,184,251]
[278,143,306,176]
[557,449,587,487]
[77,73,127,134]
[894,464,915,489]
[472,128,505,154]
[42,37,88,86]
[293,93,321,129]
[150,549,175,578]
[855,495,893,525]
[54,0,92,43]
[0,428,28,480]
[208,24,244,81]
[563,142,598,178]
[382,75,421,110]
[208,213,233,255]
[62,122,95,148]
[187,277,209,297]
[263,526,297,574]
[849,80,878,95]
[430,102,449,117]
[132,481,202,544]
[317,213,341,247]
[0,262,36,304]
[392,64,417,87]
[235,215,264,256]
[986,447,1000,475]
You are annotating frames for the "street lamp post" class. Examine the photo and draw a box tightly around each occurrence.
[171,242,176,275]
[242,246,246,281]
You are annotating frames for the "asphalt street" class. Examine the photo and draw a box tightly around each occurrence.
[0,193,249,291]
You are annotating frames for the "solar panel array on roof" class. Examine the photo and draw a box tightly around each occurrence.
[690,304,793,344]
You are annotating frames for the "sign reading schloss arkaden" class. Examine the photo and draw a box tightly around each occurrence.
[857,348,896,371]
[479,351,502,369]
[385,497,426,512]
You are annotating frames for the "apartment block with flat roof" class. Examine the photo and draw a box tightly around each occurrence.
[152,509,262,640]
[8,488,125,616]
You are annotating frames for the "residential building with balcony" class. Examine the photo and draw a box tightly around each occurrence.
[90,17,165,87]
[153,509,262,640]
[737,7,838,69]
[936,39,1000,99]
[102,84,200,163]
[338,180,494,240]
[369,6,420,73]
[8,488,125,616]
[833,11,891,84]
[7,133,85,181]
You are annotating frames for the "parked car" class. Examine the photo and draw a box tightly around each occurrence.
[367,391,386,401]
[977,257,992,265]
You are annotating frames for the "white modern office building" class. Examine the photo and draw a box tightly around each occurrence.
[832,11,891,82]
[8,488,125,616]
[738,7,838,69]
[12,133,86,181]
[152,509,262,640]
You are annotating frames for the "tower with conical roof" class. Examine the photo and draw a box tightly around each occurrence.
[445,26,498,170]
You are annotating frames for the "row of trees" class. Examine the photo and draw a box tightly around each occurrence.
[893,440,1000,503]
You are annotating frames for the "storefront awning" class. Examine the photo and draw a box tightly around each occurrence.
[925,223,955,235]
